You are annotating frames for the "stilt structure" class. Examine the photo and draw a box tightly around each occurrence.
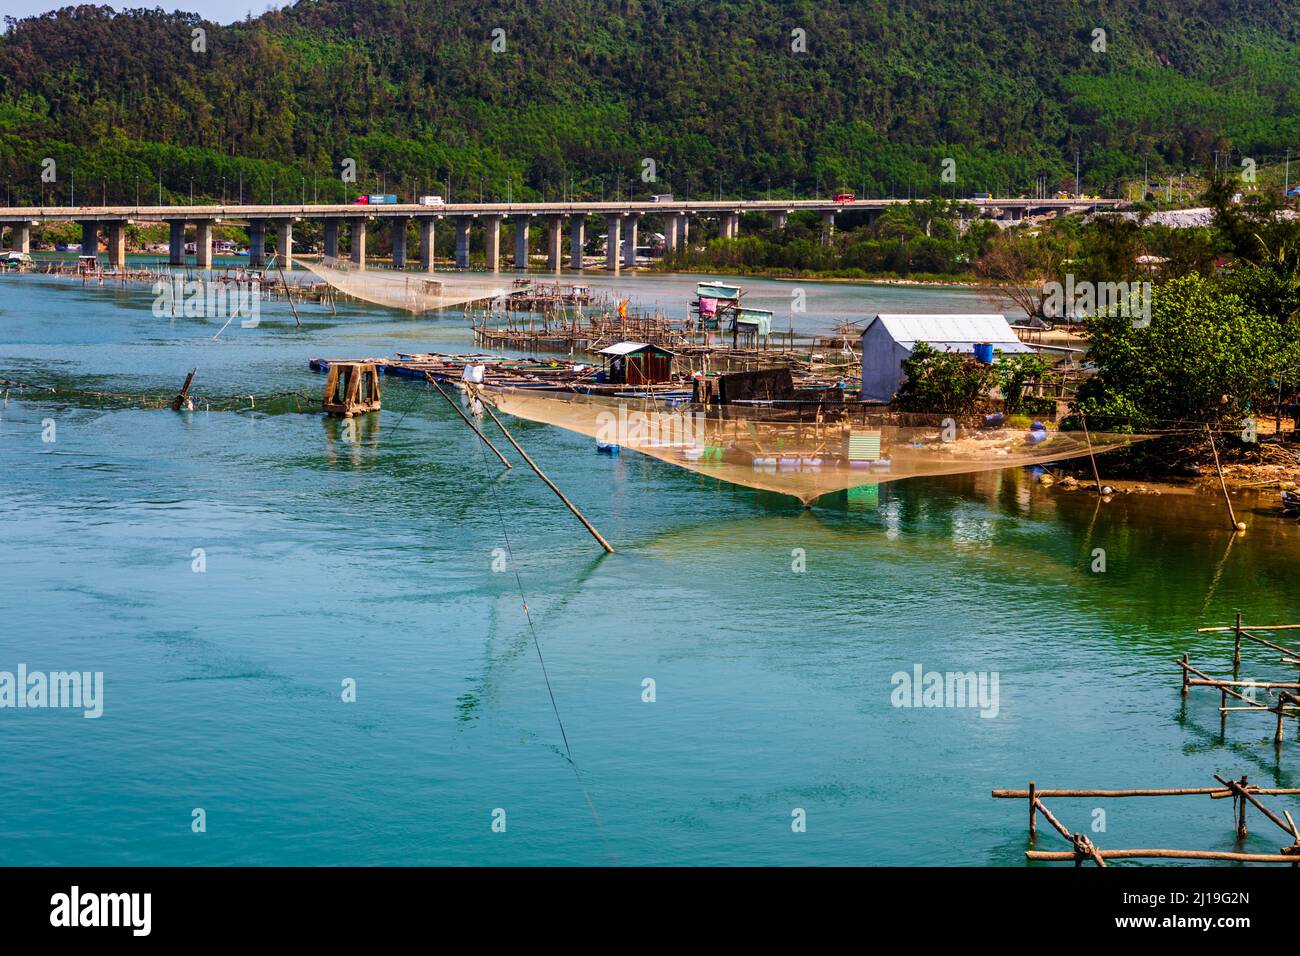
[321,362,381,417]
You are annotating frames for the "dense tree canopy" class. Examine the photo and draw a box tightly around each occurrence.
[0,0,1296,205]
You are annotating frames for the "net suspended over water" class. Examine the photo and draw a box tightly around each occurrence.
[301,257,511,313]
[473,386,1152,504]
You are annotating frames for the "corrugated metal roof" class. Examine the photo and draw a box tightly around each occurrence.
[598,341,652,356]
[864,314,1033,353]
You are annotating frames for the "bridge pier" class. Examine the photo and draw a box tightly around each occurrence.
[664,215,679,255]
[391,217,407,269]
[484,215,501,272]
[545,216,563,273]
[248,220,266,267]
[105,221,127,269]
[606,215,621,273]
[720,212,740,239]
[323,219,338,259]
[454,217,471,269]
[79,221,98,258]
[820,210,836,246]
[10,223,30,254]
[168,221,184,266]
[771,210,789,230]
[194,220,213,269]
[623,214,639,267]
[513,216,530,270]
[350,217,366,268]
[677,214,689,250]
[419,218,435,271]
[274,219,293,270]
[570,215,585,269]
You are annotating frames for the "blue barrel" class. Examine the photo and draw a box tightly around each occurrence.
[973,342,995,364]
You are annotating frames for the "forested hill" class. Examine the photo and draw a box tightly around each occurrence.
[0,0,1297,204]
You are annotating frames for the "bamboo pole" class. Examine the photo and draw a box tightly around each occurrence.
[1206,424,1244,531]
[171,368,197,411]
[278,261,302,328]
[472,387,615,554]
[425,374,512,469]
[1240,629,1300,658]
[1027,849,1300,863]
[1189,678,1300,690]
[1199,624,1300,633]
[1234,610,1243,669]
[1079,413,1104,495]
[1032,798,1073,842]
[1028,781,1036,840]
[992,786,1300,798]
[1175,657,1266,708]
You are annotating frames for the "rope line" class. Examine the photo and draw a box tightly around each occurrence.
[465,389,614,859]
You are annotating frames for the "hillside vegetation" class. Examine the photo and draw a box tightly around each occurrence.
[0,0,1297,204]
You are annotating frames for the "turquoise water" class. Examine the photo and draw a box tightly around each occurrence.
[1,268,1297,866]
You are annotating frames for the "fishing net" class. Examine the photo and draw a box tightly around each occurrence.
[0,379,319,414]
[300,256,511,313]
[472,386,1153,504]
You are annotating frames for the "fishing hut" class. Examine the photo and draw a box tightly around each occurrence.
[597,342,675,386]
[321,362,382,417]
[732,308,774,349]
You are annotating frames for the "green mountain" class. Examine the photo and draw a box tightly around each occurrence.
[0,0,1296,205]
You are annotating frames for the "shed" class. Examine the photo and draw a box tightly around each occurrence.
[597,341,674,385]
[860,314,1034,402]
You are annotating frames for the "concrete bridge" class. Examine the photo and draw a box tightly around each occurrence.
[0,197,1120,273]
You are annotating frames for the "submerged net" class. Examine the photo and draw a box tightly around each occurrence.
[301,256,511,313]
[473,386,1152,504]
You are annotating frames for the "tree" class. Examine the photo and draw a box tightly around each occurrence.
[1073,274,1300,430]
[895,342,999,413]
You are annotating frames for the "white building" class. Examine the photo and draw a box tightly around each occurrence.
[860,314,1034,403]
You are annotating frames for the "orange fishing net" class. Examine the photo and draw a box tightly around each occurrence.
[473,386,1150,504]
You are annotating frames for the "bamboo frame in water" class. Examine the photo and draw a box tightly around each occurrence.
[995,774,1300,866]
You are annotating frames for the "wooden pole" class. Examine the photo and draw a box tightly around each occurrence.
[1215,774,1296,838]
[1176,657,1265,707]
[1033,798,1073,842]
[1200,624,1300,633]
[1027,848,1300,863]
[1028,781,1036,840]
[1234,610,1243,670]
[473,388,616,554]
[1079,413,1103,494]
[1206,424,1243,531]
[425,374,512,470]
[994,786,1300,798]
[171,368,197,411]
[278,261,302,328]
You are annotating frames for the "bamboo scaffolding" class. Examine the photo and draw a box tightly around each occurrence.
[1178,616,1300,745]
[1027,849,1299,863]
[995,773,1300,866]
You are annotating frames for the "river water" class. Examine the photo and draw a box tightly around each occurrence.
[1,262,1296,865]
